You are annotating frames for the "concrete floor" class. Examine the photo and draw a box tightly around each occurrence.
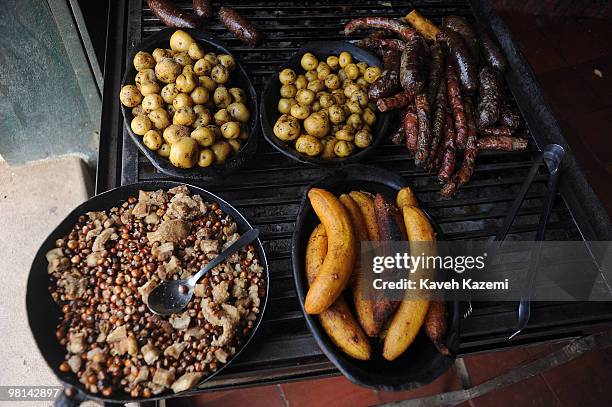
[0,155,91,406]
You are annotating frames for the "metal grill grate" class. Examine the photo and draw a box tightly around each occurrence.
[95,0,612,391]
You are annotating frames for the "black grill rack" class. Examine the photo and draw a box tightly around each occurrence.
[97,0,612,392]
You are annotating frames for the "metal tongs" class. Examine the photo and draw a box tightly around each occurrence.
[494,144,566,339]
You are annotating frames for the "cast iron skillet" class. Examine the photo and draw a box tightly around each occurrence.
[26,181,269,405]
[291,165,460,391]
[260,41,392,166]
[120,28,259,179]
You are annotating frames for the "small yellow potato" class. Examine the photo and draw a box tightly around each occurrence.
[175,72,197,93]
[303,111,330,138]
[198,75,216,92]
[229,87,246,103]
[133,51,156,71]
[279,68,297,85]
[211,140,231,163]
[169,30,195,52]
[356,62,368,75]
[346,113,363,129]
[305,70,317,82]
[135,69,156,88]
[155,58,182,83]
[214,109,230,126]
[343,82,360,98]
[295,135,323,156]
[173,52,193,67]
[278,98,292,114]
[158,143,171,158]
[198,148,215,167]
[301,52,318,71]
[295,75,308,90]
[204,52,218,66]
[326,55,339,70]
[227,102,250,123]
[143,129,163,150]
[173,93,194,109]
[211,65,229,84]
[296,89,315,105]
[139,81,160,96]
[142,94,164,113]
[334,140,355,157]
[362,108,377,127]
[345,63,360,80]
[187,42,205,60]
[316,62,331,80]
[280,84,297,99]
[290,103,310,120]
[218,54,236,72]
[339,51,352,68]
[119,85,142,107]
[131,115,152,136]
[152,48,172,63]
[132,104,145,116]
[273,114,301,141]
[148,108,170,130]
[228,139,242,154]
[193,111,212,127]
[328,105,345,124]
[213,86,232,108]
[194,58,213,76]
[319,93,334,109]
[346,100,363,115]
[364,66,382,84]
[335,125,354,141]
[331,89,346,105]
[161,83,179,104]
[354,128,373,148]
[163,124,190,144]
[173,106,196,126]
[191,126,216,147]
[169,137,198,168]
[221,121,241,139]
[320,136,338,160]
[307,80,325,93]
[191,86,210,104]
[324,74,340,90]
[350,89,369,107]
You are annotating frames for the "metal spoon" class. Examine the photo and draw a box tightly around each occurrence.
[147,228,260,316]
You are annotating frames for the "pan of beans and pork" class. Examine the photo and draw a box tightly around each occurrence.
[26,181,268,403]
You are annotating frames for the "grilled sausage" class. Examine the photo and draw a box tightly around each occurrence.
[477,67,501,129]
[442,15,479,65]
[446,63,468,149]
[424,301,451,356]
[372,194,405,327]
[400,37,428,95]
[437,28,477,94]
[500,103,521,130]
[148,0,200,28]
[219,6,264,46]
[365,29,395,40]
[403,106,418,155]
[438,113,457,182]
[368,50,401,101]
[377,91,413,112]
[415,93,431,167]
[428,80,447,169]
[359,38,407,55]
[478,26,508,72]
[442,98,478,197]
[478,135,527,151]
[426,42,445,107]
[480,126,513,137]
[192,0,212,20]
[345,17,417,42]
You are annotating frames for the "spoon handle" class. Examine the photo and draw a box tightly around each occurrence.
[188,228,260,285]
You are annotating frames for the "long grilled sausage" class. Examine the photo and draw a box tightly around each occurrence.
[478,26,508,72]
[403,106,418,155]
[219,6,265,46]
[377,91,413,112]
[477,67,501,129]
[442,98,478,197]
[400,37,427,95]
[480,126,513,137]
[438,113,457,183]
[345,17,417,42]
[478,135,527,151]
[148,0,200,28]
[369,50,401,101]
[437,28,477,94]
[415,93,431,167]
[192,0,212,20]
[359,38,407,55]
[442,16,479,65]
[446,63,468,149]
[426,42,445,107]
[428,80,447,169]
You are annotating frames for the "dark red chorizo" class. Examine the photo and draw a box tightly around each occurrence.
[400,36,428,95]
[500,103,521,130]
[376,92,413,112]
[480,126,513,137]
[477,67,501,129]
[438,113,457,182]
[219,6,265,46]
[148,0,200,28]
[426,42,445,107]
[415,93,431,167]
[344,17,417,42]
[478,26,508,72]
[368,69,400,101]
[442,15,479,65]
[403,106,418,155]
[437,28,477,94]
[358,38,407,55]
[389,125,405,145]
[478,136,528,151]
[427,79,447,169]
[446,63,468,149]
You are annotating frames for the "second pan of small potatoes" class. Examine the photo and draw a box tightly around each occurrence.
[260,41,393,166]
[120,28,259,179]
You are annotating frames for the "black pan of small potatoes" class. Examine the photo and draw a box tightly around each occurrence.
[260,41,393,166]
[120,28,259,179]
